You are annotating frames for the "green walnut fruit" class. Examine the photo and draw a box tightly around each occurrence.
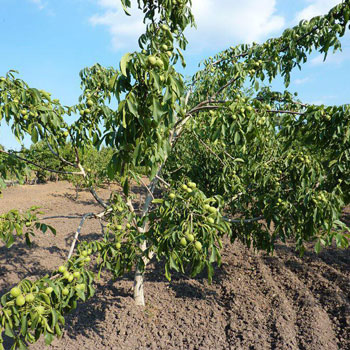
[85,257,91,263]
[45,287,53,295]
[87,248,92,255]
[194,241,202,252]
[188,182,196,188]
[126,223,131,229]
[115,242,122,249]
[76,283,86,291]
[169,193,176,199]
[73,271,81,279]
[80,110,85,116]
[208,217,215,224]
[180,237,187,246]
[63,131,69,137]
[155,59,164,69]
[84,108,91,114]
[186,188,193,193]
[16,295,26,307]
[208,206,217,214]
[116,225,123,230]
[62,288,69,296]
[81,250,88,257]
[161,24,169,31]
[20,109,27,116]
[182,184,188,191]
[87,99,94,107]
[35,305,45,315]
[203,204,211,211]
[63,271,70,279]
[67,274,74,282]
[10,287,22,298]
[25,293,35,303]
[161,44,168,51]
[147,56,157,66]
[186,233,195,242]
[166,51,172,57]
[58,265,66,273]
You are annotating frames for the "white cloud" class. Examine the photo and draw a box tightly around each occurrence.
[294,77,310,85]
[29,0,46,10]
[90,0,285,52]
[90,0,145,50]
[295,0,340,22]
[188,0,285,50]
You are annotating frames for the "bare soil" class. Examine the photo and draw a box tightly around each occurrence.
[1,181,350,350]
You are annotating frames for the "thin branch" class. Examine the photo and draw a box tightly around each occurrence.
[76,161,109,209]
[224,215,264,224]
[42,215,84,220]
[67,213,95,259]
[256,96,309,108]
[184,87,192,106]
[189,105,222,114]
[138,176,155,200]
[266,109,304,115]
[125,198,143,235]
[211,75,240,100]
[185,99,227,118]
[155,175,170,188]
[0,149,83,176]
[89,186,109,209]
[45,137,77,168]
[192,131,225,166]
[168,165,184,174]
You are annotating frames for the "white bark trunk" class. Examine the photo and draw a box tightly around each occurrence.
[133,265,145,306]
[132,88,192,305]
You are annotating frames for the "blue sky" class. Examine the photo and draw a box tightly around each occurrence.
[0,0,349,150]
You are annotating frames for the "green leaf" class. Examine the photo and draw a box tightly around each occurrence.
[44,330,54,345]
[108,74,118,90]
[5,322,14,338]
[169,254,179,271]
[123,177,129,196]
[120,53,131,77]
[20,315,28,337]
[314,239,321,254]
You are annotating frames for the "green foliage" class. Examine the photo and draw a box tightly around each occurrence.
[0,207,56,248]
[1,0,350,348]
[147,182,230,283]
[0,249,95,350]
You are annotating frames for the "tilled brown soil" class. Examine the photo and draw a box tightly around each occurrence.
[1,182,350,350]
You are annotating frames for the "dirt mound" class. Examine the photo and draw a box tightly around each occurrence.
[1,182,350,350]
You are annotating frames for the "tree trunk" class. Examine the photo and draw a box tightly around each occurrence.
[133,264,145,306]
[132,91,191,305]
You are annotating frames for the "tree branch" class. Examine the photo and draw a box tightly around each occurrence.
[0,149,84,176]
[224,215,264,224]
[67,213,95,259]
[192,131,225,166]
[45,136,77,168]
[155,175,170,188]
[265,109,304,115]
